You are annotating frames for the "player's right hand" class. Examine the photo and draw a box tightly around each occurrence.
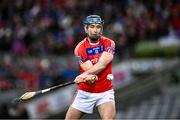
[74,76,86,83]
[74,74,98,84]
[74,72,88,83]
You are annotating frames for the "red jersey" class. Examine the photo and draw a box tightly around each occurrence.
[74,36,115,93]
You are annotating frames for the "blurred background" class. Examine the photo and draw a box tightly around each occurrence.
[0,0,179,119]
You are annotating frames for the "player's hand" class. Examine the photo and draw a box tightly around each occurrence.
[74,75,86,83]
[74,72,88,83]
[74,74,98,84]
[85,74,98,84]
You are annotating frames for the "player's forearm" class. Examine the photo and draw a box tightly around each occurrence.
[84,52,113,75]
[81,61,93,71]
[84,62,106,75]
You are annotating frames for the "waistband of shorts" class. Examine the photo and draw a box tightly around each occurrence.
[78,89,114,94]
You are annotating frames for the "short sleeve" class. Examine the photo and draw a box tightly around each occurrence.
[104,39,115,55]
[74,45,89,64]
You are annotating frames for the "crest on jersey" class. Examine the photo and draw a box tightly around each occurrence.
[106,46,115,54]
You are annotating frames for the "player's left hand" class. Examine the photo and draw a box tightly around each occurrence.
[85,74,98,84]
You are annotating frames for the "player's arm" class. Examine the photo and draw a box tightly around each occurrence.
[74,46,95,83]
[80,40,115,76]
[74,60,94,83]
[74,40,115,83]
[84,51,113,75]
[79,50,113,73]
[80,60,93,71]
[75,51,113,83]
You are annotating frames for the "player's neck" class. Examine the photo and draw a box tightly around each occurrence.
[87,37,100,45]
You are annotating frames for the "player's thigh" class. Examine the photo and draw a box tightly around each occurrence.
[65,106,84,119]
[97,101,116,119]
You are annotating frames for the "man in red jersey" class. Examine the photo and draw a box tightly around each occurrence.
[65,15,116,119]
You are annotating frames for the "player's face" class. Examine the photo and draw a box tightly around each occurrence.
[85,24,103,42]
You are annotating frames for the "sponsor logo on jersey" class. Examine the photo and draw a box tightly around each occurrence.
[86,45,104,56]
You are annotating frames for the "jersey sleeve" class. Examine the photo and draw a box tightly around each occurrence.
[74,45,89,64]
[104,39,115,55]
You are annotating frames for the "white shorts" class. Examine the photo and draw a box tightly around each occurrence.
[71,89,115,114]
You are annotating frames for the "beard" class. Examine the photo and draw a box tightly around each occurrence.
[89,34,100,42]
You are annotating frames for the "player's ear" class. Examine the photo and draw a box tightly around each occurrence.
[84,26,88,34]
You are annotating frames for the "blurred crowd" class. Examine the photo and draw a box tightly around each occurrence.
[0,0,179,91]
[0,54,78,91]
[0,0,179,56]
